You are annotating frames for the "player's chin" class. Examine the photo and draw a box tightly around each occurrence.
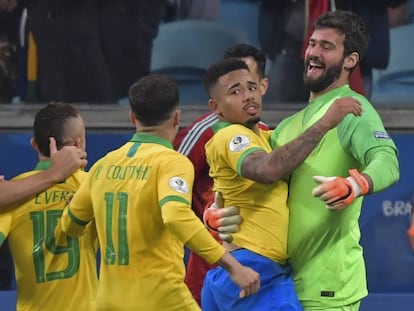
[245,116,260,127]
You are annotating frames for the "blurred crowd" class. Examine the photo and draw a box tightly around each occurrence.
[0,0,413,105]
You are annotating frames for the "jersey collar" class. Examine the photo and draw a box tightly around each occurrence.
[34,160,52,171]
[309,84,351,105]
[130,132,173,149]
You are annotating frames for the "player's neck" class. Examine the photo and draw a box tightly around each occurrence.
[136,125,175,144]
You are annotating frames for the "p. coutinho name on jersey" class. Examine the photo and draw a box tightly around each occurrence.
[94,164,152,180]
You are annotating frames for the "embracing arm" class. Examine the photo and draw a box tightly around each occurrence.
[0,138,87,208]
[0,173,62,208]
[242,120,332,183]
[241,97,362,183]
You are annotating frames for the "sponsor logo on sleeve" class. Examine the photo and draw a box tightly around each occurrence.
[229,135,250,152]
[373,130,390,139]
[168,177,189,194]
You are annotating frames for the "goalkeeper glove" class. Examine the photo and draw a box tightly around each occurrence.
[203,192,242,243]
[312,169,370,211]
[407,225,414,254]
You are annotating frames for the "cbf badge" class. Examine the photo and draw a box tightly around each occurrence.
[229,135,250,152]
[169,176,189,194]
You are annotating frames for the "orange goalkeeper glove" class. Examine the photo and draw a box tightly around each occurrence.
[312,169,370,211]
[203,192,242,243]
[407,225,414,254]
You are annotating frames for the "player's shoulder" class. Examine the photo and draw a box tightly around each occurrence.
[174,113,218,150]
[340,90,380,118]
[216,123,252,136]
[341,88,371,107]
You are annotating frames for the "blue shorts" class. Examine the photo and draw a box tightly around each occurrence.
[201,249,303,311]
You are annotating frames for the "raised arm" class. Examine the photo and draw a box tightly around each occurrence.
[241,97,362,183]
[0,138,87,208]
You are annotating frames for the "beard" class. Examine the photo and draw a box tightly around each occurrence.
[303,60,343,93]
[245,116,261,128]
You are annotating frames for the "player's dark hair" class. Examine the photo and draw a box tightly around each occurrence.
[224,43,266,79]
[33,102,80,157]
[203,58,250,97]
[128,74,179,126]
[314,10,369,68]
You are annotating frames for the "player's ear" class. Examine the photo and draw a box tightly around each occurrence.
[173,109,181,128]
[30,137,38,152]
[209,98,219,115]
[344,52,359,71]
[73,138,81,149]
[260,77,269,96]
[129,110,136,126]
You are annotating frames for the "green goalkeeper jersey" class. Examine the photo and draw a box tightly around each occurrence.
[270,84,399,308]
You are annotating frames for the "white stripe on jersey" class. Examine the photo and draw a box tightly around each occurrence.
[177,113,219,156]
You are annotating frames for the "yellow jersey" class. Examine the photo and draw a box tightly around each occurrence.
[206,123,289,263]
[0,161,98,311]
[61,133,225,310]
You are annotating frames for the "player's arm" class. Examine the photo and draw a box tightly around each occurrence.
[60,176,94,237]
[162,197,260,297]
[0,137,87,208]
[312,103,399,210]
[241,97,362,183]
[312,145,399,210]
[0,212,13,247]
[161,157,259,297]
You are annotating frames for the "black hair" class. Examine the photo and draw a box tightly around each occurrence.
[223,43,266,78]
[314,10,369,64]
[203,58,250,97]
[128,74,179,126]
[33,102,80,157]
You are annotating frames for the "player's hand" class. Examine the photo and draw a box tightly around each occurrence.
[319,97,362,129]
[49,137,88,181]
[312,169,370,211]
[231,265,260,298]
[203,192,242,243]
[0,175,5,181]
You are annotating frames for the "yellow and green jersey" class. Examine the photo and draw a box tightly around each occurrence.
[206,123,289,264]
[0,162,98,311]
[271,85,399,308]
[61,133,225,310]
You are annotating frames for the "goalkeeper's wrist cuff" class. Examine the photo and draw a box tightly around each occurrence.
[347,169,369,197]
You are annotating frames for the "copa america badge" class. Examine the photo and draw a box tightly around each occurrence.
[168,176,189,194]
[229,135,250,152]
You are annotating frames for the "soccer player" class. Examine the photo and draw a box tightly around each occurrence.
[174,43,270,305]
[0,103,98,310]
[0,138,87,208]
[60,74,260,310]
[200,57,362,311]
[205,10,400,310]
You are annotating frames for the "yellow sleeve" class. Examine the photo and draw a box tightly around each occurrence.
[60,175,94,238]
[159,152,225,264]
[162,200,225,264]
[0,211,12,246]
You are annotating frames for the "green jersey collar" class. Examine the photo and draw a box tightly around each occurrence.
[130,132,173,149]
[34,160,52,171]
[309,84,351,105]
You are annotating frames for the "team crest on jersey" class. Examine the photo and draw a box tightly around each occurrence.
[229,135,250,152]
[169,176,189,194]
[373,130,390,139]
